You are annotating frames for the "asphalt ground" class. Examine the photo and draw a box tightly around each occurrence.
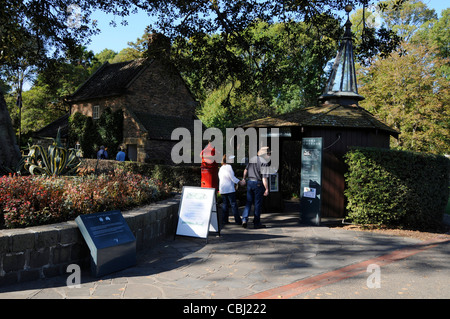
[0,200,448,315]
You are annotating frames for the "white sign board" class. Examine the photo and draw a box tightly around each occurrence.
[176,186,219,239]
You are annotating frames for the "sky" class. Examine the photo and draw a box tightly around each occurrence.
[85,0,449,55]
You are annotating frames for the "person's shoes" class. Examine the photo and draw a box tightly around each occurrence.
[254,224,266,229]
[242,222,247,228]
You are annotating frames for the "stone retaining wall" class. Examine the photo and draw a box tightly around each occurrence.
[0,197,180,286]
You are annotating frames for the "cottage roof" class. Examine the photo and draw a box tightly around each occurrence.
[68,58,149,102]
[33,113,70,139]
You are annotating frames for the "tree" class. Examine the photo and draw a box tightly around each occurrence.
[181,19,341,129]
[81,116,100,159]
[0,0,410,167]
[378,0,437,41]
[97,107,124,157]
[110,48,142,63]
[412,8,450,77]
[357,42,450,154]
[0,0,101,168]
[0,94,21,171]
[95,49,118,64]
[3,46,99,145]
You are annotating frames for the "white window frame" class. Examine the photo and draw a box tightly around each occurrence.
[93,105,100,119]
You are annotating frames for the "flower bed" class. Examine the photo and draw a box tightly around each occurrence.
[0,170,171,229]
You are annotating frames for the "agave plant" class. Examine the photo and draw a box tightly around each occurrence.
[23,144,81,176]
[21,128,81,176]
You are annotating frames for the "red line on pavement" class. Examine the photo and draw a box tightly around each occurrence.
[243,237,449,299]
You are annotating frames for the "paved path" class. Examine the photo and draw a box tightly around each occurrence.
[0,201,449,300]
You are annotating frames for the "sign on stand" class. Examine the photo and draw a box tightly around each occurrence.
[75,210,136,277]
[300,137,323,226]
[175,186,219,242]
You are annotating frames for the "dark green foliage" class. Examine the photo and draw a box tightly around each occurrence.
[69,108,124,158]
[82,116,100,158]
[344,147,450,230]
[97,107,124,157]
[118,161,201,191]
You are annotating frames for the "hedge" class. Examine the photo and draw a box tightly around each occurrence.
[344,147,450,230]
[78,159,201,192]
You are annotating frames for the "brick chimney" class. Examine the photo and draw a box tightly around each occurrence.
[147,33,171,60]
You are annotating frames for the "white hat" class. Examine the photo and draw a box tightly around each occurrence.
[257,146,270,156]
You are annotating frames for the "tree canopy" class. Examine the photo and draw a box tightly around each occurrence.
[1,0,447,160]
[357,4,450,155]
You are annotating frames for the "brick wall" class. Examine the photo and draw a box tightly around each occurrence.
[0,197,180,286]
[70,96,125,118]
[125,59,198,118]
[145,139,177,164]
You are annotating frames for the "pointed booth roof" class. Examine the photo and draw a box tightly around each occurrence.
[318,16,364,106]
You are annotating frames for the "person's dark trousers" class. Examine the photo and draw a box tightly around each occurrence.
[242,180,264,226]
[221,192,242,225]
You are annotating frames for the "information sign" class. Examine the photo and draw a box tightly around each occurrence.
[300,137,323,225]
[175,186,219,241]
[75,210,136,277]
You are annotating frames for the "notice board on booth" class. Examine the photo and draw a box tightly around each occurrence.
[300,137,323,226]
[175,186,219,240]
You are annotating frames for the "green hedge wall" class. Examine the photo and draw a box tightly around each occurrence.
[344,148,450,230]
[79,159,201,192]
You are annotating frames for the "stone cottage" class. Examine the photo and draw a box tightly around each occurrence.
[65,34,199,163]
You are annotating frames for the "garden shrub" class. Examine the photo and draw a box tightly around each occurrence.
[77,159,202,192]
[113,161,201,191]
[344,147,450,230]
[0,170,170,229]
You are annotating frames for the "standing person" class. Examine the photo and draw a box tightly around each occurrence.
[241,146,271,229]
[116,147,126,161]
[97,146,107,159]
[219,154,244,226]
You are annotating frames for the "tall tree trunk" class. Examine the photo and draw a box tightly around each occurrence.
[0,90,21,169]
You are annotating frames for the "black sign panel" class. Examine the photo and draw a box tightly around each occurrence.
[76,210,136,277]
[300,138,323,225]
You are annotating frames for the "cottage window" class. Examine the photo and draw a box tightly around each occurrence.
[93,105,100,119]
